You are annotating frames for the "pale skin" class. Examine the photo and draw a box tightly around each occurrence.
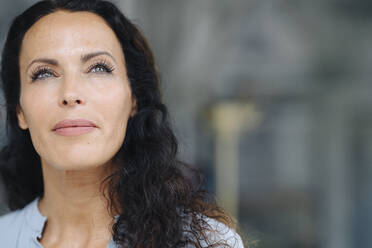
[17,11,136,248]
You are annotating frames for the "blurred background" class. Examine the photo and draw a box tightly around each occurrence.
[1,0,372,247]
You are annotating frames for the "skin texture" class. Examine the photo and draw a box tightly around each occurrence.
[17,10,136,247]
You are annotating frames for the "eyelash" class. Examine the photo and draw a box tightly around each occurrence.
[30,60,115,82]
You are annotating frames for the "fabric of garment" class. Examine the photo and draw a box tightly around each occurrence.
[0,196,244,248]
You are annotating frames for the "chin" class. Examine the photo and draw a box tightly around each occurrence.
[42,155,110,171]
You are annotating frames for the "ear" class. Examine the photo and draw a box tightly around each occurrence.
[16,105,28,130]
[130,97,137,117]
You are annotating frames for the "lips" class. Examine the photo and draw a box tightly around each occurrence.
[52,119,97,131]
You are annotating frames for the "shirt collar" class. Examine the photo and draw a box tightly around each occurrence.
[25,195,120,239]
[25,195,47,239]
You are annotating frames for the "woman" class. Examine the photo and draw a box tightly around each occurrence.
[0,0,244,247]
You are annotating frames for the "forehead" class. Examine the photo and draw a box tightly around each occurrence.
[20,10,123,62]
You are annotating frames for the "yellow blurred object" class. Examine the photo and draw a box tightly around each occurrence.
[208,100,262,219]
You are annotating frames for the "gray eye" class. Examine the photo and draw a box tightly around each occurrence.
[91,66,106,73]
[31,68,54,82]
[88,62,114,74]
[39,72,53,78]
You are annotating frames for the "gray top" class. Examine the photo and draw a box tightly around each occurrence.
[0,196,244,247]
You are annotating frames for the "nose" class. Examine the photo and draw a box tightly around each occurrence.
[59,76,85,107]
[62,96,83,106]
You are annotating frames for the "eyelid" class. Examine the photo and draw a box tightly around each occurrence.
[30,65,53,75]
[28,57,115,81]
[86,58,115,73]
[29,65,57,81]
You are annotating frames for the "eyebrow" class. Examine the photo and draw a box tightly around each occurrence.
[26,51,116,72]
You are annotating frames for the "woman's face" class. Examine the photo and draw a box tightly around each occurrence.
[17,11,136,171]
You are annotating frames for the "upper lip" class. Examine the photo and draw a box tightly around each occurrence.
[52,119,97,131]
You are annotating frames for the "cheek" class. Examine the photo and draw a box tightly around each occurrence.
[98,81,133,134]
[101,90,132,131]
[19,92,53,162]
[20,89,50,129]
[96,89,132,163]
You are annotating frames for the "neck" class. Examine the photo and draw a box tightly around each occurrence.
[37,159,118,243]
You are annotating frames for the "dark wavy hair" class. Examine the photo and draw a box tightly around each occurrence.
[0,0,242,247]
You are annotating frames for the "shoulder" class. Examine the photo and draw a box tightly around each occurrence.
[184,214,245,248]
[0,208,26,246]
[202,216,244,248]
[0,208,25,228]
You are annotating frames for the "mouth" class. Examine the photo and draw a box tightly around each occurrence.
[53,126,97,136]
[52,119,98,136]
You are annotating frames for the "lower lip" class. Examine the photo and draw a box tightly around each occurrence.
[53,126,96,136]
